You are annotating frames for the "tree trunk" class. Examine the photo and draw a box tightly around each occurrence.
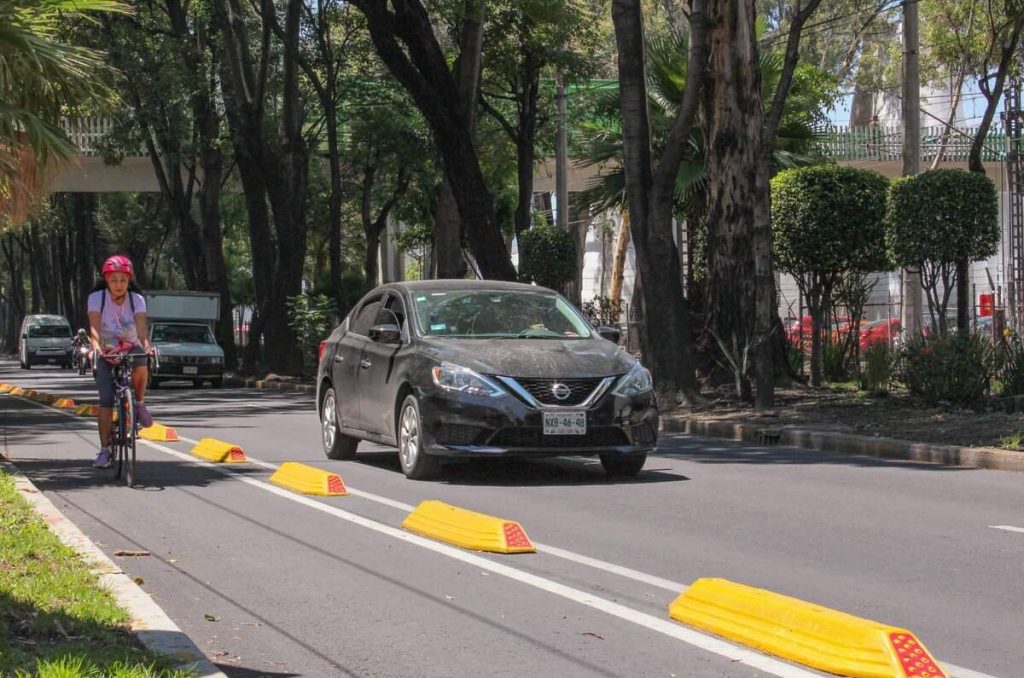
[609,211,631,314]
[434,179,467,279]
[703,0,762,398]
[513,137,536,276]
[612,0,706,403]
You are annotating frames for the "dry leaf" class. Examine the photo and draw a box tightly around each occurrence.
[204,614,220,622]
[133,577,144,586]
[114,550,150,557]
[582,632,604,640]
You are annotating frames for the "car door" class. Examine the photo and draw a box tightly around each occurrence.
[358,293,408,438]
[333,295,383,432]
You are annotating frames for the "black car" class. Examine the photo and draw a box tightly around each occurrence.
[315,280,658,480]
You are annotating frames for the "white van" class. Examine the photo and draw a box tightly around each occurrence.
[18,314,73,369]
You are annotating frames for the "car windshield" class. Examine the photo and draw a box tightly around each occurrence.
[28,325,71,338]
[151,324,215,344]
[411,290,593,339]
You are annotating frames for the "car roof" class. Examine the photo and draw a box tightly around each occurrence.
[26,315,69,325]
[384,279,553,295]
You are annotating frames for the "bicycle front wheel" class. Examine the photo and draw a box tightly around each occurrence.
[110,401,124,481]
[122,390,136,487]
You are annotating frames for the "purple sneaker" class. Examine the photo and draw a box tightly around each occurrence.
[136,402,154,429]
[93,448,112,468]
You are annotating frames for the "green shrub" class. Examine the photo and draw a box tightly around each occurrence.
[787,345,805,376]
[286,293,337,376]
[518,224,577,290]
[993,332,1024,396]
[823,339,851,382]
[899,331,993,405]
[860,343,891,396]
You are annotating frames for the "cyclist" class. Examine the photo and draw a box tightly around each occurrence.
[71,328,89,370]
[87,255,154,468]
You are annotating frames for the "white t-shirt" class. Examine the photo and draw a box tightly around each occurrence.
[87,290,147,350]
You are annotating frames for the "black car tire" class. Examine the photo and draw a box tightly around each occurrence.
[211,378,223,389]
[149,376,160,389]
[600,453,647,477]
[23,358,31,370]
[397,395,440,480]
[193,379,204,388]
[321,387,358,460]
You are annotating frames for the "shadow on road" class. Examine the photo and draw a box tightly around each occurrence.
[657,433,972,472]
[353,450,688,487]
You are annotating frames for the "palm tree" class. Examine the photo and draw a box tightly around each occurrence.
[575,27,830,310]
[0,0,125,225]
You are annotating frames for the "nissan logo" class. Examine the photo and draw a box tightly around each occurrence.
[551,383,571,401]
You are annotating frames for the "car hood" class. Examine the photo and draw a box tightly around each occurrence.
[418,337,634,378]
[153,341,223,357]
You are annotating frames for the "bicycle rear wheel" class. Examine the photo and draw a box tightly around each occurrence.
[122,390,136,487]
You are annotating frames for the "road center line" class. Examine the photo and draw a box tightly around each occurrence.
[13,396,995,678]
[989,525,1024,534]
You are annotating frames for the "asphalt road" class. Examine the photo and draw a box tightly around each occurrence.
[2,361,1021,678]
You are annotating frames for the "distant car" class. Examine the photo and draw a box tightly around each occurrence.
[785,315,852,348]
[148,322,225,388]
[18,314,73,369]
[315,280,658,480]
[859,318,901,351]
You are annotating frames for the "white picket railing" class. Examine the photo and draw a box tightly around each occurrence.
[59,116,119,157]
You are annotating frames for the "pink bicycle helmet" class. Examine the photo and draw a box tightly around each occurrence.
[102,254,134,279]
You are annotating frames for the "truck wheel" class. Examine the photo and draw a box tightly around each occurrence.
[211,378,223,388]
[193,379,204,388]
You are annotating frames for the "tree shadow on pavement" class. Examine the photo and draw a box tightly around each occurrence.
[353,450,688,487]
[657,433,973,471]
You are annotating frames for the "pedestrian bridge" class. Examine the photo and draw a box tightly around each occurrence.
[53,117,1008,193]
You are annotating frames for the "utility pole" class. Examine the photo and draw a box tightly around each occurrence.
[901,0,922,334]
[555,72,569,232]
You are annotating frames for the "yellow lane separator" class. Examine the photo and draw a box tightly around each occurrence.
[668,578,946,678]
[269,462,348,496]
[402,500,535,554]
[53,398,76,409]
[191,438,247,463]
[140,423,179,442]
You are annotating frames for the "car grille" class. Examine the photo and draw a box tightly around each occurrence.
[436,424,489,446]
[630,422,657,445]
[488,427,629,449]
[511,377,606,406]
[161,355,218,365]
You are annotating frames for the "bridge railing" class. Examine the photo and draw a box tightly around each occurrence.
[59,116,117,157]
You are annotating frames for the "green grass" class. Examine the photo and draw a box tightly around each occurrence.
[0,470,191,678]
[999,430,1024,450]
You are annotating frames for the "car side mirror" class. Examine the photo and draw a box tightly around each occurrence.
[369,324,402,345]
[596,326,620,344]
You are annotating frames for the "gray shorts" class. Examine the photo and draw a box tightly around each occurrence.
[94,346,147,407]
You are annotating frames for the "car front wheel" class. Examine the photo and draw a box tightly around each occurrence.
[600,453,646,477]
[321,387,358,460]
[397,395,440,480]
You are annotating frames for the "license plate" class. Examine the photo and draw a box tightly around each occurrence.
[183,366,198,375]
[543,411,586,435]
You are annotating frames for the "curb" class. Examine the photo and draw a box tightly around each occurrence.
[0,459,227,678]
[223,374,315,394]
[660,416,1024,473]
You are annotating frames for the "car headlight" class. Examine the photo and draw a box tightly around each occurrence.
[431,362,505,398]
[613,363,653,397]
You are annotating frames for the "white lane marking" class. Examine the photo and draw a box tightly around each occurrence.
[13,395,1000,678]
[174,433,686,590]
[989,525,1024,534]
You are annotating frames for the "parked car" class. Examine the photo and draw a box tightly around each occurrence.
[859,318,901,351]
[316,280,658,480]
[18,314,73,369]
[785,315,852,348]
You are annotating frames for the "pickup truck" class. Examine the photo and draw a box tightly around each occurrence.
[146,291,225,388]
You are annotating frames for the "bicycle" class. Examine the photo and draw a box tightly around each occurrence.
[100,348,158,487]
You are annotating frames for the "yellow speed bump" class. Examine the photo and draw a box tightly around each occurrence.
[31,392,55,403]
[53,398,76,409]
[668,578,946,678]
[140,423,179,442]
[0,384,13,392]
[402,500,535,554]
[11,387,26,396]
[74,404,99,416]
[192,438,247,463]
[269,462,348,496]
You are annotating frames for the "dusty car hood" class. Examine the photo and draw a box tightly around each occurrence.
[418,337,635,378]
[153,341,224,357]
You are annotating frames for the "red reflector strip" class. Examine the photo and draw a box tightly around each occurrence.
[889,633,946,677]
[229,448,246,462]
[327,475,346,494]
[502,522,533,550]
